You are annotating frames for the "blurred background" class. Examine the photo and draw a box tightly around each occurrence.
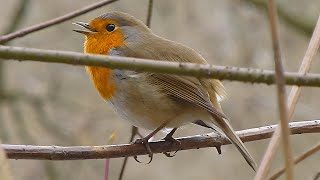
[0,0,320,179]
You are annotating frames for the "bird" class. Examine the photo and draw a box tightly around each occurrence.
[73,11,257,171]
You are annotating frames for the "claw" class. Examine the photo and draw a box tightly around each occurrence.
[132,138,153,164]
[163,151,177,157]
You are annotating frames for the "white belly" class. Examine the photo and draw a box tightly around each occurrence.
[109,70,211,130]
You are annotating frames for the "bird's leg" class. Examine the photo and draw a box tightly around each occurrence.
[133,120,171,164]
[162,128,181,157]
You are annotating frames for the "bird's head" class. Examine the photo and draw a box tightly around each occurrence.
[73,11,151,54]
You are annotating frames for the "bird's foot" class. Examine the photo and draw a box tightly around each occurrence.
[132,138,153,164]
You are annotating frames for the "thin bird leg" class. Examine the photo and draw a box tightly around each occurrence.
[133,120,171,164]
[163,128,181,157]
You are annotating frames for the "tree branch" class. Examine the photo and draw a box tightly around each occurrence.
[1,45,320,87]
[0,0,119,44]
[2,120,319,160]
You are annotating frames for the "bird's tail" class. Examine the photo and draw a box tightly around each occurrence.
[211,115,257,171]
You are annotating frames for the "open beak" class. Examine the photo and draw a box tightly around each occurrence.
[73,22,97,35]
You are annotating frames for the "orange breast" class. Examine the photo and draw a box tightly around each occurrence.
[84,25,125,100]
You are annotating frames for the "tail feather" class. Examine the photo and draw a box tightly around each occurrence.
[211,115,257,171]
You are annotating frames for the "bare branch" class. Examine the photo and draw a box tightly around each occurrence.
[254,14,320,179]
[256,1,294,179]
[2,120,319,160]
[0,0,119,44]
[1,46,320,87]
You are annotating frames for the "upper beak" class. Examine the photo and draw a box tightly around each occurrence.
[73,22,97,35]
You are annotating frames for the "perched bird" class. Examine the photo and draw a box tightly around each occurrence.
[73,11,257,171]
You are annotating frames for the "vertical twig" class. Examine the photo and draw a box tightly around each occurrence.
[254,0,294,180]
[146,0,154,27]
[268,15,320,179]
[255,13,320,180]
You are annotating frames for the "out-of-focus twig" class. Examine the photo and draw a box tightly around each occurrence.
[2,120,319,160]
[255,14,320,180]
[0,0,119,44]
[255,0,294,179]
[287,15,320,119]
[314,172,320,180]
[245,0,315,36]
[269,142,320,180]
[2,46,320,87]
[146,0,154,27]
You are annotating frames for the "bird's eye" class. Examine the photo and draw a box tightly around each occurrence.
[106,24,116,32]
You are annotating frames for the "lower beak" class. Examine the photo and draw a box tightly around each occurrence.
[73,22,97,35]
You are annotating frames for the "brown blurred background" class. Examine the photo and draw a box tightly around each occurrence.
[0,0,320,179]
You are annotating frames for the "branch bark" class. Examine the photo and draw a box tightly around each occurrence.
[1,45,320,87]
[2,120,319,160]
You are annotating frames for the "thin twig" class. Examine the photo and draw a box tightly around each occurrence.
[255,14,320,179]
[269,142,320,180]
[245,0,315,36]
[0,0,119,44]
[146,0,154,27]
[0,0,30,94]
[1,46,320,87]
[261,1,294,180]
[287,15,320,119]
[2,120,319,160]
[314,172,320,180]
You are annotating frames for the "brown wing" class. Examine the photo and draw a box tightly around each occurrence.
[146,73,228,119]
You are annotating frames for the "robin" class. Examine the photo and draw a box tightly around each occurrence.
[73,11,257,171]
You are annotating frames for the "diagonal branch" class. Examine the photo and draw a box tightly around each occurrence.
[0,0,119,44]
[2,120,319,160]
[1,45,320,87]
